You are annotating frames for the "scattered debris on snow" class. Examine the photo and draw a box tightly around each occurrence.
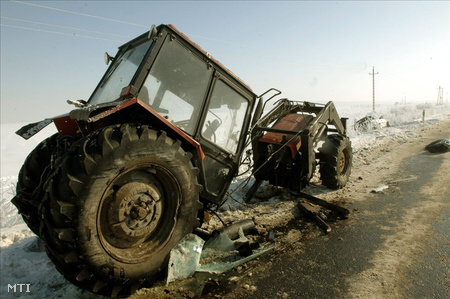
[371,185,389,194]
[166,219,271,288]
[372,176,419,193]
[425,139,450,153]
[354,114,389,132]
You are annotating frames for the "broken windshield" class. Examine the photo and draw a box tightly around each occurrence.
[89,39,153,105]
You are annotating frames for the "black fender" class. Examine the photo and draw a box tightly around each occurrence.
[16,114,78,140]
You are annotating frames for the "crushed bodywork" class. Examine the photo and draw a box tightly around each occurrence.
[354,114,389,132]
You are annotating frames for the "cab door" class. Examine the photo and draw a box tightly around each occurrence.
[198,76,253,204]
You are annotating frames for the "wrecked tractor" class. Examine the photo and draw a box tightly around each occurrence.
[12,24,352,296]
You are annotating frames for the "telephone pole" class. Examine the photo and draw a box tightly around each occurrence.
[369,66,378,112]
[436,86,444,105]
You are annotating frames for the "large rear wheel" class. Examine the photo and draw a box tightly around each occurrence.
[39,124,202,296]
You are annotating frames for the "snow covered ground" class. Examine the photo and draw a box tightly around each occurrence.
[1,101,449,298]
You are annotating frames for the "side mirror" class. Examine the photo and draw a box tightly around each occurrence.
[148,24,158,40]
[104,52,114,65]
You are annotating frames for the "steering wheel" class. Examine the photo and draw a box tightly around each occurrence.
[203,119,220,143]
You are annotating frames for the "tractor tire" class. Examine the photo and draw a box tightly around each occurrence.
[319,134,352,189]
[12,133,58,235]
[39,124,202,296]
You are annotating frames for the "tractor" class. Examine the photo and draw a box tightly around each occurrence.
[12,24,352,296]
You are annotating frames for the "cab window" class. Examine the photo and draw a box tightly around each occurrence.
[141,38,213,135]
[202,80,249,153]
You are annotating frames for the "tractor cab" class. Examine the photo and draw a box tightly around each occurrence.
[76,24,257,205]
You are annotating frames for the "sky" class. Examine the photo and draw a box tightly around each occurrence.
[1,0,449,123]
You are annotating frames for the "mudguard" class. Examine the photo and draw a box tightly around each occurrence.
[16,114,77,140]
[16,118,54,140]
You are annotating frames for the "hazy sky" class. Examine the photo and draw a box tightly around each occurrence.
[1,1,449,123]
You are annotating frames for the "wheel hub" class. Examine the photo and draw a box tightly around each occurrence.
[112,182,162,239]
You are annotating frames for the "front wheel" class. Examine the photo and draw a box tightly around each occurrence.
[39,124,202,296]
[318,134,352,189]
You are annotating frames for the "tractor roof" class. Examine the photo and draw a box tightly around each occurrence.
[165,24,255,96]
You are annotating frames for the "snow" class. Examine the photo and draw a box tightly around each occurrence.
[1,102,449,297]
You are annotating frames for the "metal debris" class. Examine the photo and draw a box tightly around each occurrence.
[199,219,270,274]
[354,114,389,132]
[371,185,389,193]
[298,192,350,219]
[167,234,205,285]
[371,176,417,194]
[298,202,331,234]
[167,219,272,283]
[211,219,256,241]
[296,192,350,234]
[425,139,450,153]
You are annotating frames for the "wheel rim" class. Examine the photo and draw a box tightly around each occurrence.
[97,163,181,263]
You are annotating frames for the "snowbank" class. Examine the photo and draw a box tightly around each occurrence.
[0,102,449,297]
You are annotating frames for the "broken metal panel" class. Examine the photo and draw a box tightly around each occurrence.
[167,219,271,282]
[167,233,205,285]
[16,118,53,140]
[198,247,272,274]
[199,227,272,274]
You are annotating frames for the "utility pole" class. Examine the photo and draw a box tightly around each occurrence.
[436,86,444,105]
[369,66,378,112]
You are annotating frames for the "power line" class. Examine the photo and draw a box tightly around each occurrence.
[11,0,149,28]
[10,0,250,48]
[0,24,125,43]
[5,1,371,72]
[1,16,134,38]
[2,20,363,73]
